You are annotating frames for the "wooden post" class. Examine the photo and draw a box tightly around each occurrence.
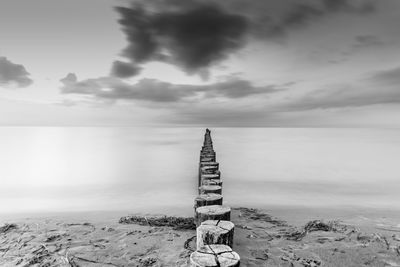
[203,179,223,187]
[194,194,223,209]
[197,220,234,249]
[190,245,240,267]
[199,162,219,168]
[195,205,231,226]
[199,185,222,195]
[200,151,216,157]
[193,129,240,266]
[200,158,216,164]
[200,166,219,174]
[200,150,215,155]
[200,152,215,158]
[199,173,220,188]
[201,173,220,180]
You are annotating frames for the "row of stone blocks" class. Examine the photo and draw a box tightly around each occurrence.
[190,129,240,267]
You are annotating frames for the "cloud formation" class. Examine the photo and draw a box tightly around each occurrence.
[111,61,142,78]
[0,57,33,88]
[62,65,400,114]
[114,2,248,76]
[60,73,288,103]
[280,66,400,111]
[353,35,384,49]
[111,0,376,77]
[248,0,375,39]
[369,66,400,86]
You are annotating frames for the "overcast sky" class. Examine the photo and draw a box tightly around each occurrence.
[1,0,400,127]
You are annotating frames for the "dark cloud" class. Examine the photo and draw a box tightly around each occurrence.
[0,57,33,88]
[114,2,248,75]
[111,61,142,78]
[111,0,377,76]
[60,74,288,103]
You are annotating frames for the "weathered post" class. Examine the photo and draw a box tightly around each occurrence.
[199,162,219,168]
[200,165,219,174]
[195,205,231,226]
[201,173,220,181]
[190,245,240,267]
[202,179,223,187]
[194,194,223,209]
[197,220,235,249]
[191,129,240,266]
[199,185,222,194]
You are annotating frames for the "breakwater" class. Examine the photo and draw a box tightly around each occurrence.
[190,129,240,267]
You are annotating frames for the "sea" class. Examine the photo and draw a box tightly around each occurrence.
[1,127,400,224]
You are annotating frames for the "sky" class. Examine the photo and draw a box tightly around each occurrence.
[1,0,400,127]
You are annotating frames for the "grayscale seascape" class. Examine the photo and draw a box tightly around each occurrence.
[1,0,400,266]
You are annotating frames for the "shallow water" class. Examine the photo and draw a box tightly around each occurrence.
[0,127,399,217]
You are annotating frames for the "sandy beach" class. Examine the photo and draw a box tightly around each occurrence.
[2,207,400,266]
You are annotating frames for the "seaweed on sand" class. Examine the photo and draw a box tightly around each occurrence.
[234,207,288,227]
[119,215,196,230]
[285,220,348,241]
[0,223,17,234]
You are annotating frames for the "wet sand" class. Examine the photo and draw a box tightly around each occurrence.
[1,207,400,266]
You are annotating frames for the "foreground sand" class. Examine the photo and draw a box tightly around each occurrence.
[1,207,400,266]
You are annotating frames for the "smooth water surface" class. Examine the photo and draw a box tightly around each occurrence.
[0,127,399,217]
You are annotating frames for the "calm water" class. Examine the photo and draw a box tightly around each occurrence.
[0,127,399,216]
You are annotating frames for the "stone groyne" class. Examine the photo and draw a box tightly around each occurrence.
[190,129,240,267]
